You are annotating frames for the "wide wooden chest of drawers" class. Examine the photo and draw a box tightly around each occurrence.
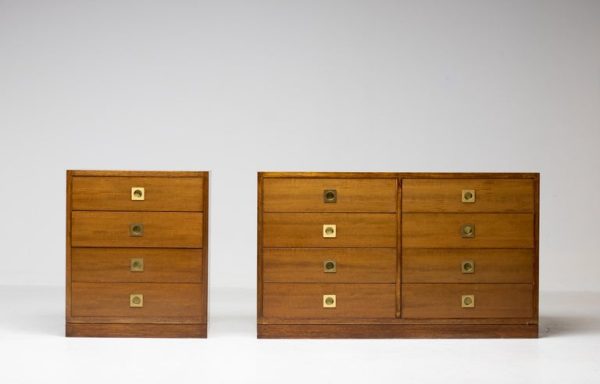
[257,172,539,338]
[66,170,209,337]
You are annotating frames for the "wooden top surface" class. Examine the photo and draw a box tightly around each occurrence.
[259,172,539,179]
[69,170,208,177]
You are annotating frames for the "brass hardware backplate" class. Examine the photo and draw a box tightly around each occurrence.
[130,294,144,308]
[323,224,337,238]
[462,189,475,203]
[461,260,475,274]
[131,187,145,201]
[323,294,336,308]
[130,258,144,272]
[323,189,337,203]
[323,260,337,273]
[129,223,144,237]
[461,294,475,308]
[461,224,475,238]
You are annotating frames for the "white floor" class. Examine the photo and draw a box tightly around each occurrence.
[0,286,598,384]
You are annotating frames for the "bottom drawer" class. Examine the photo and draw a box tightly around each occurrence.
[402,284,533,319]
[71,283,204,319]
[263,283,396,319]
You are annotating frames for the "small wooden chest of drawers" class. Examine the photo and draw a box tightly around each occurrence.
[257,172,539,338]
[66,170,209,337]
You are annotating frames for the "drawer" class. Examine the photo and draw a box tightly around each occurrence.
[263,213,396,248]
[72,176,204,212]
[263,178,397,213]
[403,249,533,283]
[402,179,534,213]
[402,283,533,319]
[72,248,203,283]
[71,282,204,318]
[71,212,203,248]
[402,213,534,248]
[263,248,396,283]
[263,283,396,319]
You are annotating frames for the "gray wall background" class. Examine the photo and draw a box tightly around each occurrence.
[1,0,599,291]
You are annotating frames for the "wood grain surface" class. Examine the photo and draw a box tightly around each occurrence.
[402,213,534,248]
[263,213,397,248]
[402,249,533,283]
[263,178,397,212]
[71,211,203,248]
[402,179,534,213]
[263,283,396,319]
[402,283,533,319]
[263,248,396,283]
[71,248,203,283]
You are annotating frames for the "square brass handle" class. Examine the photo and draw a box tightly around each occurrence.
[323,294,336,308]
[461,295,475,308]
[462,189,475,203]
[130,258,144,272]
[323,260,337,273]
[323,189,337,203]
[461,224,475,238]
[322,224,337,238]
[461,260,475,274]
[129,223,144,237]
[130,294,144,308]
[131,187,145,201]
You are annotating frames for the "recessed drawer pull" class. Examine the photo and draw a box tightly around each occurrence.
[130,258,144,272]
[461,294,475,308]
[323,294,336,308]
[461,260,475,274]
[323,260,337,273]
[323,189,337,203]
[460,224,475,238]
[322,224,337,238]
[462,189,475,203]
[129,223,144,237]
[131,187,145,201]
[129,294,144,308]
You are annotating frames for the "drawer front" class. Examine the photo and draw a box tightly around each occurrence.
[402,284,533,319]
[263,213,397,248]
[402,213,534,248]
[71,282,204,318]
[72,176,204,211]
[263,178,397,213]
[263,248,396,283]
[71,212,203,248]
[72,248,203,283]
[263,283,396,319]
[403,249,533,283]
[402,179,534,213]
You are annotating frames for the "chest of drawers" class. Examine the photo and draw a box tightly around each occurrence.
[257,172,539,338]
[66,170,208,337]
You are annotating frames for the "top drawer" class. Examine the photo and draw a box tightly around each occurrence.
[263,178,397,213]
[402,179,534,213]
[72,176,204,212]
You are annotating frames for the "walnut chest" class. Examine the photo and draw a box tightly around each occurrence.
[257,172,539,338]
[66,170,208,337]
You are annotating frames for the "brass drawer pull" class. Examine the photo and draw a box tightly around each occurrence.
[461,294,475,308]
[129,223,144,237]
[461,260,475,274]
[130,294,144,308]
[323,260,337,273]
[461,224,475,238]
[462,189,475,203]
[130,258,144,272]
[323,294,336,308]
[323,189,337,203]
[322,224,337,238]
[131,187,145,201]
